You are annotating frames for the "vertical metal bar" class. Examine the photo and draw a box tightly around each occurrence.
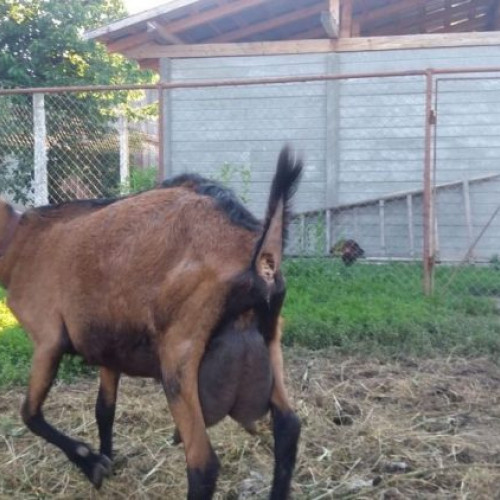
[463,180,474,263]
[158,57,172,183]
[157,85,165,183]
[407,194,415,258]
[325,209,332,255]
[423,70,435,295]
[379,199,386,256]
[33,93,48,206]
[118,115,129,187]
[300,214,306,255]
[434,211,440,263]
[325,53,341,208]
[353,206,359,241]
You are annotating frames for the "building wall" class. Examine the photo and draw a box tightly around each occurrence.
[169,54,327,216]
[165,45,500,261]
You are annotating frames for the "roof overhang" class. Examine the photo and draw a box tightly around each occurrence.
[84,0,500,71]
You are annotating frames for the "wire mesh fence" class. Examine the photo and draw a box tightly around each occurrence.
[0,94,34,206]
[1,69,500,300]
[0,89,159,206]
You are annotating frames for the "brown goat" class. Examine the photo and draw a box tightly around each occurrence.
[0,146,302,499]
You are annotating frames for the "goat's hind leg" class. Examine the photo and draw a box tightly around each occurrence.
[268,322,301,500]
[95,367,120,469]
[22,341,111,489]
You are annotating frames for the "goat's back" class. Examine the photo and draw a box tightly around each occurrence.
[5,187,259,360]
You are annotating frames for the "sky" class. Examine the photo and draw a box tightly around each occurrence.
[123,0,170,15]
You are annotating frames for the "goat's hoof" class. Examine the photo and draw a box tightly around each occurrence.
[99,455,113,476]
[90,456,112,489]
[77,450,113,489]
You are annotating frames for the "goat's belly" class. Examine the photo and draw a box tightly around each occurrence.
[76,326,161,379]
[198,328,273,428]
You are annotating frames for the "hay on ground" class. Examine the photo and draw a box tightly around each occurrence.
[1,351,500,499]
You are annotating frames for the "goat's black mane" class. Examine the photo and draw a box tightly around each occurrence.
[162,174,261,233]
[29,173,261,233]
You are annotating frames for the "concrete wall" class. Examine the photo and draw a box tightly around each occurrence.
[168,53,327,216]
[164,45,500,261]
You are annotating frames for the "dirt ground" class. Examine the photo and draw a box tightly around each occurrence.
[1,350,500,499]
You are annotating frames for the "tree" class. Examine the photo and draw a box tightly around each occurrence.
[0,0,154,203]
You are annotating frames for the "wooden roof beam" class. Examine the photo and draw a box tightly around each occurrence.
[468,0,479,21]
[122,31,500,59]
[367,0,487,35]
[486,0,500,30]
[137,58,159,71]
[84,0,200,40]
[164,0,269,34]
[106,31,152,53]
[147,21,184,44]
[211,4,324,43]
[359,0,425,25]
[289,26,327,40]
[340,0,354,37]
[321,0,340,38]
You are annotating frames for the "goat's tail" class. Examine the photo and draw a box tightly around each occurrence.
[251,146,303,282]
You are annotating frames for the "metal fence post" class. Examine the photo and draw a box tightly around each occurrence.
[325,53,341,254]
[118,114,129,187]
[423,70,436,295]
[158,58,172,183]
[33,93,48,206]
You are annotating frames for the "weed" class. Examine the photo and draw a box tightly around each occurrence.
[212,162,252,203]
[119,166,157,195]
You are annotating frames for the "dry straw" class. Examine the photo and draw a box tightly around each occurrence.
[1,350,500,499]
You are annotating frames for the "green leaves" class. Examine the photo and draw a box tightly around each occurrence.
[0,0,152,89]
[0,0,155,203]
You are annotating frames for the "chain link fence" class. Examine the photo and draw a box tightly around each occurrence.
[0,94,34,206]
[0,89,159,206]
[1,71,500,302]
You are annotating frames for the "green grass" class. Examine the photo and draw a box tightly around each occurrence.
[2,259,500,387]
[282,259,500,359]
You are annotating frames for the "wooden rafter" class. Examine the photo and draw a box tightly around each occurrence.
[367,0,491,35]
[289,26,327,40]
[107,31,152,53]
[359,0,425,25]
[211,4,324,43]
[321,0,340,38]
[340,0,354,37]
[443,0,453,30]
[91,0,500,56]
[147,22,184,44]
[163,0,268,34]
[83,0,200,40]
[486,0,500,30]
[137,58,159,71]
[468,0,479,22]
